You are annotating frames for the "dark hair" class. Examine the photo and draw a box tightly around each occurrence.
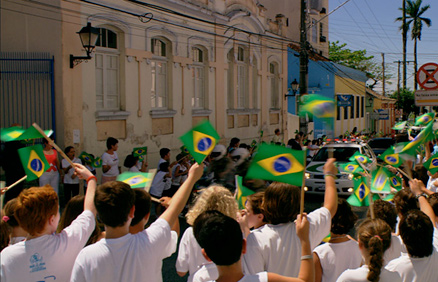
[263,182,300,224]
[393,189,418,218]
[159,148,170,158]
[94,181,135,227]
[159,161,170,172]
[3,198,20,227]
[399,210,434,258]
[193,210,243,266]
[176,153,186,163]
[230,138,240,147]
[106,137,118,150]
[43,136,54,145]
[247,192,268,223]
[64,146,74,155]
[357,219,392,282]
[124,154,138,168]
[429,193,438,217]
[287,139,302,150]
[367,199,397,232]
[57,195,102,246]
[274,129,280,134]
[130,189,152,226]
[331,198,358,234]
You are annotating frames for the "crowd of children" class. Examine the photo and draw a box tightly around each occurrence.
[1,133,438,282]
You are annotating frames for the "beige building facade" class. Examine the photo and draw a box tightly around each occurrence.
[1,0,290,170]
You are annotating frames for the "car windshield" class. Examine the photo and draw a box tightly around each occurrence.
[312,147,359,162]
[368,139,394,149]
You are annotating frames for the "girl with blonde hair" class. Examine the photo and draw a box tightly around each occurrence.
[176,185,238,282]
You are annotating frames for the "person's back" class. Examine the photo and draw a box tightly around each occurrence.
[1,164,97,282]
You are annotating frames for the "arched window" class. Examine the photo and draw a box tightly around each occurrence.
[151,38,170,109]
[192,47,207,109]
[236,46,249,108]
[269,62,280,109]
[95,28,120,110]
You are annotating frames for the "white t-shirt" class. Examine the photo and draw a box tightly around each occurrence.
[193,263,218,282]
[0,210,95,282]
[313,239,363,282]
[242,207,331,276]
[207,272,268,282]
[337,265,402,282]
[385,249,438,282]
[70,218,177,282]
[172,163,188,186]
[62,157,82,184]
[308,144,319,157]
[176,227,210,282]
[426,176,438,192]
[384,234,404,264]
[102,151,119,177]
[149,171,171,197]
[129,166,140,172]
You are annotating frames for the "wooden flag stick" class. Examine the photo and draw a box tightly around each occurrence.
[300,149,307,216]
[151,196,161,203]
[32,123,75,167]
[396,167,413,180]
[3,176,27,193]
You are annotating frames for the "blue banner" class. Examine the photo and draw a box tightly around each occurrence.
[337,95,352,107]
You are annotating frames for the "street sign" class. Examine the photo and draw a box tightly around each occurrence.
[415,90,438,106]
[417,62,438,90]
[377,109,389,120]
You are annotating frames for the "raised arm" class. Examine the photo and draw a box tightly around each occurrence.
[74,163,97,216]
[323,158,338,217]
[160,163,204,228]
[409,179,436,228]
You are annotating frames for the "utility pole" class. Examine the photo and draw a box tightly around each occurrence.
[299,0,309,135]
[382,53,385,95]
[402,0,407,89]
[394,60,401,95]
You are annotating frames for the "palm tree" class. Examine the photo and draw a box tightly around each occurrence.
[397,0,432,90]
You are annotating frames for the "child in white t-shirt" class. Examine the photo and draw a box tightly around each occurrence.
[0,164,97,282]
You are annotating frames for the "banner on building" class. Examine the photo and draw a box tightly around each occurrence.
[377,109,389,120]
[337,95,352,107]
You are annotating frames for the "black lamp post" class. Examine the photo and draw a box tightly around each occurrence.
[70,22,100,68]
[285,79,300,98]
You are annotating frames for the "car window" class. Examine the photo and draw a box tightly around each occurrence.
[313,147,359,162]
[368,139,394,149]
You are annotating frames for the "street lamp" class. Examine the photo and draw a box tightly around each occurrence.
[70,22,100,68]
[285,79,300,98]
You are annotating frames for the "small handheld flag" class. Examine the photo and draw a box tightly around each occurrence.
[423,153,438,175]
[415,112,435,126]
[401,122,434,155]
[379,147,403,168]
[299,94,335,119]
[251,140,257,148]
[349,152,370,165]
[389,175,402,191]
[92,157,102,168]
[246,144,306,186]
[117,172,154,190]
[179,120,220,164]
[392,121,407,130]
[17,145,50,181]
[15,125,53,141]
[0,127,25,142]
[339,162,364,175]
[371,167,391,194]
[347,177,372,207]
[132,147,147,157]
[235,176,255,209]
[79,152,94,164]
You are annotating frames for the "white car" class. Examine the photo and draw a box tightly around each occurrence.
[305,141,377,196]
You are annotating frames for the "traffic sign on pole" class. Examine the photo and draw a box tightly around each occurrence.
[417,62,438,90]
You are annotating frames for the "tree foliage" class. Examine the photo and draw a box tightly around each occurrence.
[329,41,392,89]
[389,89,420,117]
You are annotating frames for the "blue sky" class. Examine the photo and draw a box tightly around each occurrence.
[328,0,437,93]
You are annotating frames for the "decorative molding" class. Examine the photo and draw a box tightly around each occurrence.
[95,111,130,121]
[227,108,260,115]
[192,109,213,116]
[149,109,177,118]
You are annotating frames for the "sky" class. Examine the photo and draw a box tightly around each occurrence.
[328,0,438,94]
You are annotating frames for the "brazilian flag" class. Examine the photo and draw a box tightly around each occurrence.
[17,145,50,181]
[423,153,438,175]
[15,125,53,141]
[179,120,220,164]
[246,144,306,186]
[349,152,370,165]
[79,151,94,164]
[401,122,433,155]
[339,162,364,175]
[0,126,25,142]
[299,94,335,119]
[371,167,391,194]
[235,176,255,209]
[92,157,102,168]
[251,140,257,148]
[347,177,379,207]
[389,174,402,190]
[415,112,435,126]
[379,147,403,168]
[392,121,407,130]
[133,146,147,157]
[117,172,154,190]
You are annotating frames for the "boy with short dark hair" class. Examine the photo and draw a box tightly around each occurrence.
[70,163,204,282]
[193,210,314,282]
[129,189,152,234]
[1,164,97,282]
[102,137,120,183]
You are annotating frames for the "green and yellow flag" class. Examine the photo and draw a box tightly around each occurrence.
[379,147,403,168]
[415,112,435,126]
[92,157,102,168]
[0,126,25,142]
[423,152,438,175]
[371,167,391,194]
[117,172,154,190]
[79,151,94,164]
[17,145,50,181]
[401,122,434,155]
[16,125,53,141]
[339,162,364,175]
[347,177,375,207]
[235,176,255,210]
[299,94,335,120]
[132,147,147,157]
[246,144,306,186]
[349,152,370,165]
[392,121,407,130]
[389,175,402,191]
[179,120,220,164]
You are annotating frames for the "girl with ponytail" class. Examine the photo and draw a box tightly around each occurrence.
[336,219,402,282]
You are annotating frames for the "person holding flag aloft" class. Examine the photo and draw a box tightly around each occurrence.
[40,137,61,194]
